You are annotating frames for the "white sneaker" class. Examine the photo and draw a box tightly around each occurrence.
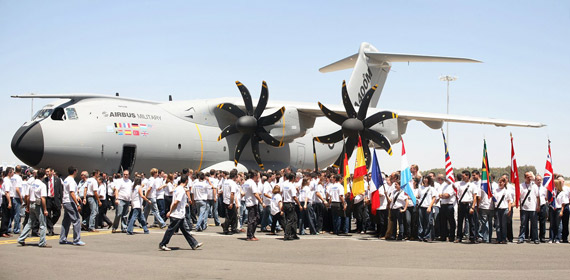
[556,240,560,244]
[160,245,171,251]
[193,242,203,250]
[548,240,553,244]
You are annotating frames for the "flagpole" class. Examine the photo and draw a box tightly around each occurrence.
[312,138,318,172]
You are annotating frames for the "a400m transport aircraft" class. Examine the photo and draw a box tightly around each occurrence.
[11,42,544,175]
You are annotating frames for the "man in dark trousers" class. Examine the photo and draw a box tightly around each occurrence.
[43,167,63,236]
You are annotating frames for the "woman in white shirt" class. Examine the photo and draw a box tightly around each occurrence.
[269,185,284,235]
[127,178,152,235]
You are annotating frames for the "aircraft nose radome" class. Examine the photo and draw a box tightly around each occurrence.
[11,122,44,166]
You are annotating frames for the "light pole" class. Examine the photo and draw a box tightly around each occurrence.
[439,75,457,143]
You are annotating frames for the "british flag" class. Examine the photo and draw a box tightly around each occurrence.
[441,130,455,184]
[542,140,555,206]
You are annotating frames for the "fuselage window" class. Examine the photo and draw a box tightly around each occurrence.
[32,109,53,122]
[51,107,66,121]
[66,108,78,120]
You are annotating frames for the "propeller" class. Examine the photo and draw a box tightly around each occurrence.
[217,81,285,170]
[314,80,397,170]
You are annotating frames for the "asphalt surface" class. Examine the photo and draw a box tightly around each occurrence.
[2,210,570,279]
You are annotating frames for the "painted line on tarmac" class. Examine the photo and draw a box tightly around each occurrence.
[0,228,163,246]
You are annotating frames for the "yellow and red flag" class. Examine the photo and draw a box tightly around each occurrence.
[352,136,368,196]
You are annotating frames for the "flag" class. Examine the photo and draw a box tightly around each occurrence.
[125,130,132,135]
[542,140,555,206]
[139,124,148,129]
[370,149,384,215]
[510,133,521,207]
[352,136,367,196]
[441,130,455,184]
[132,123,139,129]
[481,139,492,199]
[133,130,140,136]
[400,137,417,206]
[343,153,350,195]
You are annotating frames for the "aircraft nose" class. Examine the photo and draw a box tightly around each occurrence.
[11,122,44,166]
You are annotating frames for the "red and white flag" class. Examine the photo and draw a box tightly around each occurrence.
[510,133,521,207]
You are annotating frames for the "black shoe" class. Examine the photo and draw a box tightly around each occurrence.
[293,236,300,240]
[517,240,524,244]
[534,240,540,244]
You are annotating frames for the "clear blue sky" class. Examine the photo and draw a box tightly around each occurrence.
[1,1,569,175]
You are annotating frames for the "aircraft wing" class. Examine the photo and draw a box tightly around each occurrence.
[11,93,160,105]
[291,103,545,128]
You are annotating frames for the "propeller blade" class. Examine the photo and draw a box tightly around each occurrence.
[258,106,285,126]
[217,103,245,118]
[250,138,264,170]
[313,130,343,144]
[254,81,269,119]
[235,81,254,115]
[357,84,378,120]
[364,111,398,128]
[363,129,393,156]
[318,102,347,126]
[217,124,239,141]
[256,129,284,147]
[233,134,251,166]
[341,80,357,118]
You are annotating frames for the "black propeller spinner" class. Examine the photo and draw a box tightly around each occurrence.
[217,81,285,170]
[314,80,397,169]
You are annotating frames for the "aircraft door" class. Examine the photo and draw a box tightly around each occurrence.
[296,145,305,169]
[119,145,137,174]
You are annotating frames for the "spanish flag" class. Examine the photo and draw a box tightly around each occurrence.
[352,136,367,196]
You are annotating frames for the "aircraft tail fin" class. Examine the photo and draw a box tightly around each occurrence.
[319,42,481,108]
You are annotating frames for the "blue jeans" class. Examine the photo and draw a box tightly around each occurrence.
[261,205,272,229]
[239,201,247,227]
[87,197,99,230]
[127,208,149,234]
[418,207,432,240]
[430,206,439,239]
[144,198,166,227]
[12,198,22,234]
[113,200,131,231]
[157,199,166,221]
[495,208,508,242]
[550,208,561,242]
[60,202,82,243]
[18,204,47,246]
[209,199,220,225]
[519,210,538,241]
[478,209,493,243]
[195,200,208,231]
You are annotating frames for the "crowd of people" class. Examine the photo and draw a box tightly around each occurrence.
[1,163,569,250]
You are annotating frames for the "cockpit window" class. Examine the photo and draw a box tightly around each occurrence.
[51,108,66,121]
[31,109,53,121]
[66,108,78,120]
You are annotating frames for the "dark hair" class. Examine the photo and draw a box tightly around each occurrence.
[472,170,480,176]
[229,169,238,179]
[133,177,142,189]
[68,166,77,176]
[182,168,189,175]
[180,175,189,184]
[198,172,205,180]
[37,168,46,179]
[462,170,471,178]
[422,175,434,187]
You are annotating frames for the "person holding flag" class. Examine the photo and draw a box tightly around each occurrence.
[352,136,368,234]
[454,170,477,243]
[369,150,389,238]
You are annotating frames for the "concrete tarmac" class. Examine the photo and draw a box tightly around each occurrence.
[1,211,570,279]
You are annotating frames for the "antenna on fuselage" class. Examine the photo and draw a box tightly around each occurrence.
[116,92,119,97]
[169,95,172,101]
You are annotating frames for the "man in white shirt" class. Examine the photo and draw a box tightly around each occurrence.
[438,176,456,242]
[159,175,202,251]
[84,170,101,232]
[535,174,548,243]
[1,167,14,237]
[455,170,477,243]
[327,174,346,235]
[312,173,328,234]
[143,168,167,228]
[477,174,495,243]
[17,168,50,248]
[557,176,570,243]
[260,173,274,232]
[11,166,24,235]
[518,172,540,244]
[221,170,239,234]
[207,170,220,226]
[112,170,133,233]
[59,166,86,246]
[282,172,301,240]
[191,172,209,231]
[243,171,265,240]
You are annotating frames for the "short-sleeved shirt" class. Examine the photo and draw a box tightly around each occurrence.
[390,189,408,209]
[191,180,208,201]
[156,177,165,199]
[418,185,436,208]
[222,179,238,205]
[98,183,107,200]
[262,181,273,205]
[327,183,343,203]
[539,186,548,206]
[493,186,511,209]
[29,179,47,204]
[170,185,187,219]
[520,182,539,211]
[11,174,23,198]
[62,176,77,204]
[456,181,476,203]
[440,182,456,204]
[554,190,569,210]
[478,182,495,210]
[270,193,282,215]
[116,179,133,201]
[298,186,313,204]
[282,181,298,203]
[243,179,260,207]
[207,178,218,200]
[2,178,13,196]
[131,185,143,209]
[86,177,98,196]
